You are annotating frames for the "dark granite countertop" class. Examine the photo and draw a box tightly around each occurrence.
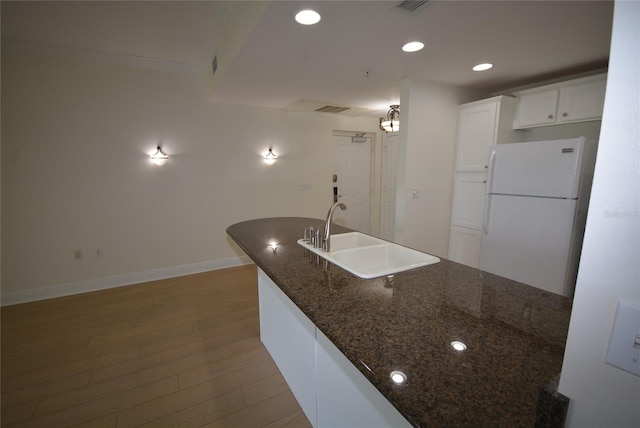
[227,217,572,427]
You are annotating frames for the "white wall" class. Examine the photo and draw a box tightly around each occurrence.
[523,121,602,142]
[558,1,640,426]
[1,52,379,304]
[395,79,485,257]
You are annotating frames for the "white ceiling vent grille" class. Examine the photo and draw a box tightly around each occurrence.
[315,105,351,114]
[395,0,430,14]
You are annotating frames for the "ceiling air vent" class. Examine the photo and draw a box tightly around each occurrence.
[395,0,430,14]
[315,105,351,114]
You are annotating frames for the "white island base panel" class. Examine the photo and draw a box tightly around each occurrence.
[257,268,411,428]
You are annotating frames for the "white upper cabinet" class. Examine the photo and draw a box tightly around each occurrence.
[512,89,560,128]
[455,96,520,172]
[513,73,607,129]
[557,78,607,124]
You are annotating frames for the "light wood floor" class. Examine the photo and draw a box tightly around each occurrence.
[1,265,312,428]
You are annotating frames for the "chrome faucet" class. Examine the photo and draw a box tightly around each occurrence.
[322,202,346,252]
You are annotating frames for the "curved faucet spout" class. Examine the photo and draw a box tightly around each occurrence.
[323,202,347,251]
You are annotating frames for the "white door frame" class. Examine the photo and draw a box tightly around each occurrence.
[380,132,399,241]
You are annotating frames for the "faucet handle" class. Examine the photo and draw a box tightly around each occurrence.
[315,224,324,248]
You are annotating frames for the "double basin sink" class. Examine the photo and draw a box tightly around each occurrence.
[297,232,440,279]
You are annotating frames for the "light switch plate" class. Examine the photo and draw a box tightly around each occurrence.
[605,300,640,377]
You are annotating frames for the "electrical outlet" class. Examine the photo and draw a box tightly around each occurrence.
[606,300,640,377]
[73,249,82,260]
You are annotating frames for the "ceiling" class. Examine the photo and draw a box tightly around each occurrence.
[1,1,614,117]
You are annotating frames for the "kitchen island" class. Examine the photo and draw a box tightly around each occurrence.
[227,217,571,427]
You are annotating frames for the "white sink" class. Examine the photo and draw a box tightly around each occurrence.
[297,232,440,279]
[326,231,383,251]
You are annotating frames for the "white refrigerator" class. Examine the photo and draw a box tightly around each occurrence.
[479,137,595,297]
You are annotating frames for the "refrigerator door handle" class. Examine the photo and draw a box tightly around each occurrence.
[483,149,497,234]
[483,193,492,234]
[486,149,497,194]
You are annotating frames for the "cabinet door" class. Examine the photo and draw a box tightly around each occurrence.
[513,89,559,128]
[557,79,606,123]
[448,226,482,268]
[455,101,497,171]
[258,269,317,426]
[450,173,487,230]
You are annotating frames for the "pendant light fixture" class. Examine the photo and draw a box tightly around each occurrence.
[379,105,400,133]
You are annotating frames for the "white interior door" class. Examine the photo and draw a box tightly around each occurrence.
[380,133,398,241]
[332,134,372,233]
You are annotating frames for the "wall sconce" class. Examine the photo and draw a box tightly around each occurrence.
[379,105,400,133]
[264,148,277,165]
[150,146,169,166]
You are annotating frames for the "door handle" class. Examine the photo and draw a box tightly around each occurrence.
[482,153,495,235]
[483,194,492,234]
[486,150,497,194]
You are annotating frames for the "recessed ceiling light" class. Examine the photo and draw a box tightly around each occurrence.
[472,63,493,71]
[295,10,321,25]
[402,41,424,53]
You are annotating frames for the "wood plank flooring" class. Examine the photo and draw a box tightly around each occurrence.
[1,265,312,428]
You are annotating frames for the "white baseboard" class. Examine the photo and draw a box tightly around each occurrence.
[0,256,254,307]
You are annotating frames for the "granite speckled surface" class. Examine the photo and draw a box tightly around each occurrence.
[227,217,572,427]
